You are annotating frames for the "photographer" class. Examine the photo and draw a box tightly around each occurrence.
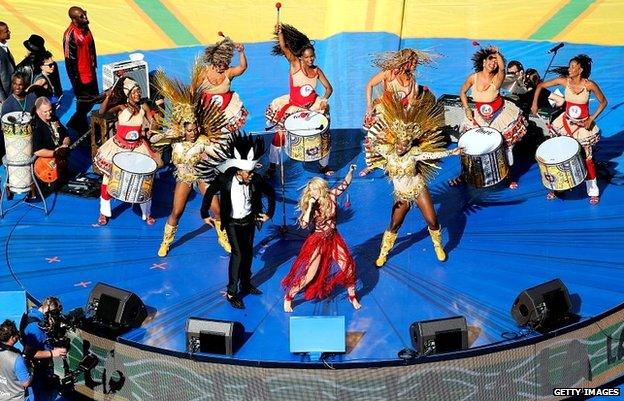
[0,320,31,401]
[21,297,67,401]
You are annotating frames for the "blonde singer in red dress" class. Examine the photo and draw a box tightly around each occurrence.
[281,165,361,313]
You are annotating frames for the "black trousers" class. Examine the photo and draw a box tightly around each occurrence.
[224,217,256,295]
[67,79,99,135]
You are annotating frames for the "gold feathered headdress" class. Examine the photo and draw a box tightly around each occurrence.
[152,58,227,145]
[372,48,440,71]
[369,91,447,181]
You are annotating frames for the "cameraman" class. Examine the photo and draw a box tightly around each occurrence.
[0,320,31,401]
[21,297,67,401]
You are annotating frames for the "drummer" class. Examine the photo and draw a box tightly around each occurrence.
[201,33,248,134]
[0,72,36,117]
[450,46,528,189]
[1,73,36,164]
[93,77,162,226]
[531,54,608,204]
[360,48,438,176]
[265,23,333,177]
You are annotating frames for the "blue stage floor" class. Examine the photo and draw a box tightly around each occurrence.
[1,34,623,364]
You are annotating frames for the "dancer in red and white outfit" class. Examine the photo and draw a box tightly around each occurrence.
[531,54,608,204]
[265,23,333,177]
[94,77,161,226]
[282,165,360,313]
[451,46,527,189]
[201,34,248,134]
[360,48,439,176]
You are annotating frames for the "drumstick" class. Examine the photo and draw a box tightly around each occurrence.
[276,2,281,24]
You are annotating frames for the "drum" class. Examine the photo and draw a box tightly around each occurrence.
[535,136,586,191]
[284,111,330,162]
[2,112,33,193]
[108,152,157,203]
[458,127,509,188]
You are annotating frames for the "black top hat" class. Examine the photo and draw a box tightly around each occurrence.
[23,34,46,53]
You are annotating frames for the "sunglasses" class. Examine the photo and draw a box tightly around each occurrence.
[43,63,55,67]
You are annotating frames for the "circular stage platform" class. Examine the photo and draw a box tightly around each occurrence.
[1,37,623,400]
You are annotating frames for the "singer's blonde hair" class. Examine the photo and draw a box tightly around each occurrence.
[297,177,332,227]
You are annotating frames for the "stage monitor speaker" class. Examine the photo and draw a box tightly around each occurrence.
[410,316,468,356]
[186,318,244,355]
[511,278,571,330]
[87,283,147,328]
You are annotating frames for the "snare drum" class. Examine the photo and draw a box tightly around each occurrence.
[458,127,509,187]
[535,136,586,191]
[108,152,157,203]
[2,112,33,193]
[284,111,330,162]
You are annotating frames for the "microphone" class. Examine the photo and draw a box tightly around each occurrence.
[548,43,564,54]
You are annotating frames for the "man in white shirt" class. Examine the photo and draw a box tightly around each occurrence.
[201,134,275,309]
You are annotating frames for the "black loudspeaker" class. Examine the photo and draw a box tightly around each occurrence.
[410,316,468,356]
[186,318,244,355]
[511,278,572,330]
[87,283,147,328]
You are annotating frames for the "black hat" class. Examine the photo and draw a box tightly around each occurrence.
[23,34,46,53]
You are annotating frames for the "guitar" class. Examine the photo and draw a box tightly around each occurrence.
[34,128,91,184]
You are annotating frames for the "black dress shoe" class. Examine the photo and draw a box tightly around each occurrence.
[241,285,263,296]
[226,294,245,309]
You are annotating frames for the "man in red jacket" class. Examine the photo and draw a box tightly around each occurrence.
[63,6,98,135]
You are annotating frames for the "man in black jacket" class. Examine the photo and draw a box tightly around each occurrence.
[32,97,71,188]
[0,21,15,103]
[63,6,97,135]
[200,134,275,309]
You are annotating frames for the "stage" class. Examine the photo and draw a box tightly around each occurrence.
[1,34,624,399]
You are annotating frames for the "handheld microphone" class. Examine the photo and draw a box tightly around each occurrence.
[548,43,564,54]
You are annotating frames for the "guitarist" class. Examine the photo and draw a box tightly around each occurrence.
[32,96,70,187]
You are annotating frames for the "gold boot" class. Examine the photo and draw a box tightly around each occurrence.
[375,231,398,268]
[213,220,231,253]
[428,226,446,262]
[158,223,178,257]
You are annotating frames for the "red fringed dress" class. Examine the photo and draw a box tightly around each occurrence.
[281,179,356,300]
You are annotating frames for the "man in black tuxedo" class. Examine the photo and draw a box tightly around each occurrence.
[200,134,275,309]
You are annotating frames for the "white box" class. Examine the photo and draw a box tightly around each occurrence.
[102,58,150,98]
